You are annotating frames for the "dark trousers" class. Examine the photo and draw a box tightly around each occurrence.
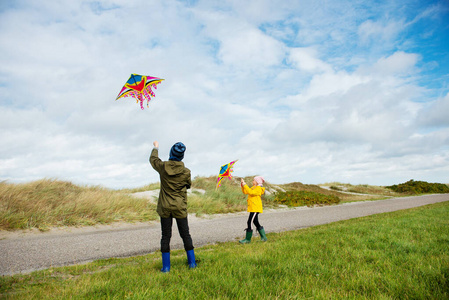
[160,216,194,253]
[246,212,262,231]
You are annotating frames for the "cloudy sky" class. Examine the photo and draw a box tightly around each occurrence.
[1,0,448,189]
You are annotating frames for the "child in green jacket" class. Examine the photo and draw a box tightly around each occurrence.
[150,141,197,272]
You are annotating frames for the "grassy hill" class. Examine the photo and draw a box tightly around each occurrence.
[0,177,444,231]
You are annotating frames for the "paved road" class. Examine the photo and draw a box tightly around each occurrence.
[1,194,448,275]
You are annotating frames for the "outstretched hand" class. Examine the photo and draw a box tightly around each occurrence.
[240,178,246,186]
[153,141,159,148]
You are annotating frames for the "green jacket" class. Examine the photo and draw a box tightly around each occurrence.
[150,148,191,218]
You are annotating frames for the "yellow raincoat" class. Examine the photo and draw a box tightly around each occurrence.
[242,185,265,213]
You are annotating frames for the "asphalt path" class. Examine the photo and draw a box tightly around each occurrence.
[1,194,448,276]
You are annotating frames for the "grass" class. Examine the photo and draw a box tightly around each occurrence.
[120,182,160,193]
[275,190,340,207]
[321,182,399,197]
[0,176,276,231]
[1,201,447,299]
[0,177,432,231]
[0,179,158,231]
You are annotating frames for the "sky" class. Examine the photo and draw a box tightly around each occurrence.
[1,0,448,189]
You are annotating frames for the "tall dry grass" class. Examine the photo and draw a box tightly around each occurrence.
[0,179,157,231]
[0,176,399,231]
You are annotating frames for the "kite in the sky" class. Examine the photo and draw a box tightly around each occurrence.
[216,160,238,189]
[116,74,164,110]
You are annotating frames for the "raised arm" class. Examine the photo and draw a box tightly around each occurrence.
[149,141,164,173]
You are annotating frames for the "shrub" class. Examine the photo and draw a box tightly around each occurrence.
[387,179,449,195]
[275,191,340,207]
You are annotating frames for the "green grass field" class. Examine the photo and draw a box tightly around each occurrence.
[1,201,447,299]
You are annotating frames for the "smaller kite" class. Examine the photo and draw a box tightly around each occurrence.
[116,74,164,110]
[216,160,238,189]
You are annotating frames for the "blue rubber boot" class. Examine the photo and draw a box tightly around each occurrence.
[161,252,170,273]
[186,249,197,269]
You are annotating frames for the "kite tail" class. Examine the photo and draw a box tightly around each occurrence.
[216,177,223,189]
[148,85,156,98]
[143,87,154,108]
[138,93,144,110]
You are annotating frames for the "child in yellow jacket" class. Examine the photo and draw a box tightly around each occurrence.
[239,176,268,243]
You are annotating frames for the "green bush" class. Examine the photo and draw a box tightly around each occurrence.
[275,191,340,207]
[387,179,449,195]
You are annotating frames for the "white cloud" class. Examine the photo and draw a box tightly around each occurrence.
[358,19,403,45]
[417,93,449,127]
[288,47,332,73]
[371,51,420,76]
[194,10,285,69]
[0,0,448,188]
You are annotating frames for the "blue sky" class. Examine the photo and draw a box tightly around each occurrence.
[1,0,448,188]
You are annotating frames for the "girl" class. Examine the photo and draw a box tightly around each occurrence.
[239,176,268,243]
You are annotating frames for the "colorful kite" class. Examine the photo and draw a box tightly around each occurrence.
[216,160,238,189]
[116,74,164,110]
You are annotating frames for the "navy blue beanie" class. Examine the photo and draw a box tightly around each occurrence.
[169,142,186,161]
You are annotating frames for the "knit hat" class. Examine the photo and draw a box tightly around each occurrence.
[169,142,186,161]
[254,176,265,186]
